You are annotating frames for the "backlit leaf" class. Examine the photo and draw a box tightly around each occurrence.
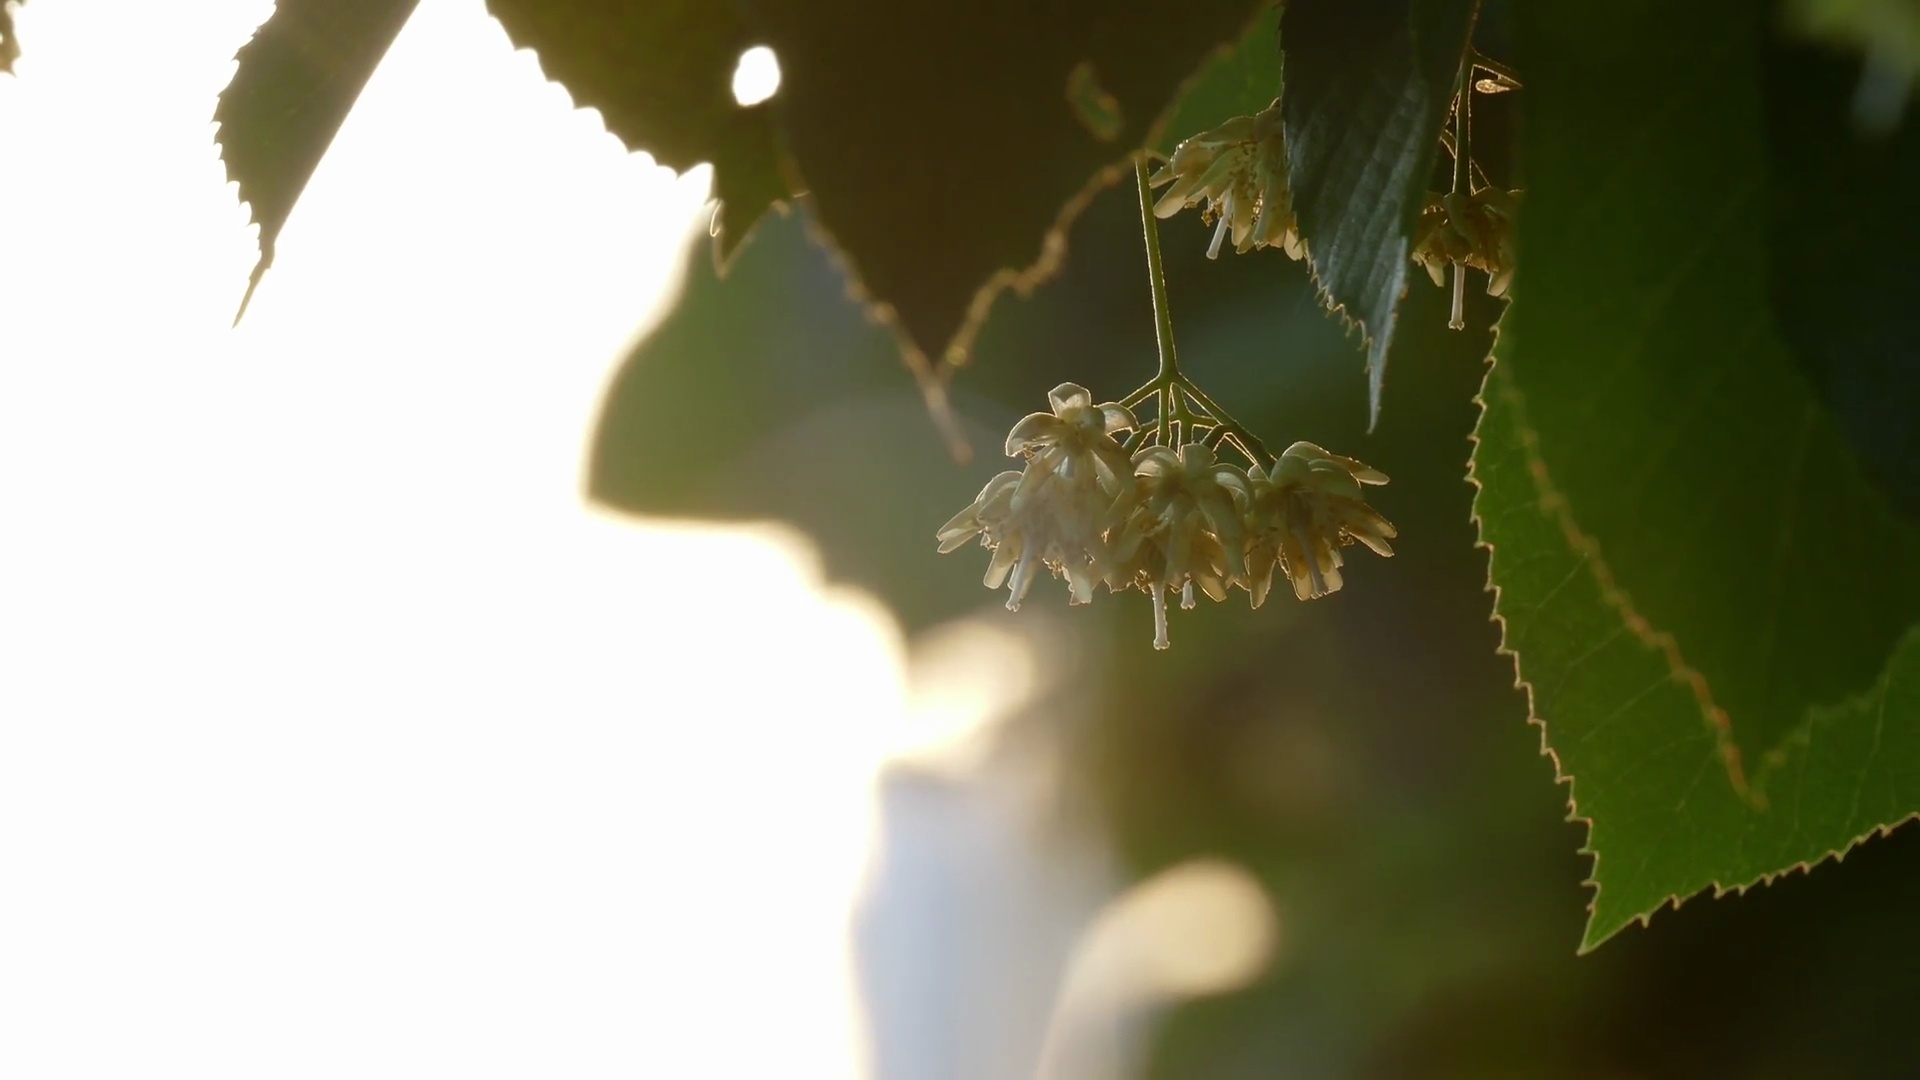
[1473,0,1920,950]
[215,0,421,321]
[1280,0,1477,427]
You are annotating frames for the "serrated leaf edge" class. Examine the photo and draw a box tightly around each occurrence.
[1470,327,1729,951]
[1471,334,1920,951]
[778,4,1278,463]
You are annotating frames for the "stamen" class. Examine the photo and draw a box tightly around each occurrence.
[1294,520,1329,598]
[1207,213,1231,260]
[1450,261,1467,330]
[1181,581,1196,610]
[1005,547,1038,611]
[1152,585,1170,650]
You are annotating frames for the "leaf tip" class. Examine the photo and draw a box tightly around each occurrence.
[232,255,270,328]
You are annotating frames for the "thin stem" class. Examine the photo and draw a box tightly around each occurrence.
[1469,51,1522,92]
[1437,128,1492,190]
[1121,154,1275,469]
[1448,59,1471,331]
[1135,157,1181,383]
[1222,432,1259,468]
[1451,62,1472,197]
[1172,376,1274,468]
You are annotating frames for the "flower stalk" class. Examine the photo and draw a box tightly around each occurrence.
[1120,156,1275,472]
[1448,58,1472,330]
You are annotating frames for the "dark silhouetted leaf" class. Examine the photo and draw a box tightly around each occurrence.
[738,0,1267,372]
[484,1,788,272]
[1280,0,1477,426]
[1473,0,1920,950]
[215,0,420,322]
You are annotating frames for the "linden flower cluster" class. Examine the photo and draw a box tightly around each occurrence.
[1147,103,1305,261]
[937,383,1396,650]
[1412,186,1520,299]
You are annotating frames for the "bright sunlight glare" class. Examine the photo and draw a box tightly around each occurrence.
[0,4,1236,1077]
[1035,859,1279,1080]
[731,45,781,106]
[0,3,973,1076]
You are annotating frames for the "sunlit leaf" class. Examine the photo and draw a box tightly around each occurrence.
[1149,4,1282,158]
[1279,0,1477,427]
[1472,0,1920,950]
[484,0,788,270]
[215,0,420,321]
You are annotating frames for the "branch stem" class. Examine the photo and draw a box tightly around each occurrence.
[1136,157,1181,384]
[1448,57,1472,331]
[1119,155,1277,472]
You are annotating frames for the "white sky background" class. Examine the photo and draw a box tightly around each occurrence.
[0,4,1279,1076]
[0,2,905,1076]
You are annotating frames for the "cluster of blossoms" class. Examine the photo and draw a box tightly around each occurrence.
[1146,103,1305,261]
[1149,99,1520,315]
[1411,186,1520,300]
[937,383,1395,650]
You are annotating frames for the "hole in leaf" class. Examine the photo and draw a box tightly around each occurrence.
[731,45,781,107]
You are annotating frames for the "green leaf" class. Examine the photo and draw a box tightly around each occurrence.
[1149,3,1282,158]
[738,0,1267,371]
[1785,0,1920,134]
[1279,0,1477,427]
[1473,0,1920,950]
[483,0,788,270]
[215,0,421,321]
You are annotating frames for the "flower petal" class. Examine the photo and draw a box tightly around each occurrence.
[1133,445,1181,477]
[1006,412,1061,456]
[1047,382,1093,414]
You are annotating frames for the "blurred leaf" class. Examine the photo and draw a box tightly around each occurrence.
[1473,0,1920,949]
[1149,4,1282,157]
[1763,38,1920,515]
[484,0,787,269]
[2,1,20,75]
[1279,0,1477,427]
[1784,0,1920,133]
[586,206,1016,634]
[739,0,1267,371]
[215,0,420,321]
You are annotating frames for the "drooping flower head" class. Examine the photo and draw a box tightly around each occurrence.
[1107,442,1252,649]
[1412,187,1520,298]
[1148,104,1304,261]
[936,384,1137,611]
[1244,441,1397,606]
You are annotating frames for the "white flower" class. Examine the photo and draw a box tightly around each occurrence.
[936,384,1137,611]
[1107,443,1252,649]
[1244,441,1396,605]
[1148,104,1305,261]
[1004,382,1137,493]
[1412,187,1520,298]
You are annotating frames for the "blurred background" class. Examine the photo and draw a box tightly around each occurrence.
[4,2,1920,1078]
